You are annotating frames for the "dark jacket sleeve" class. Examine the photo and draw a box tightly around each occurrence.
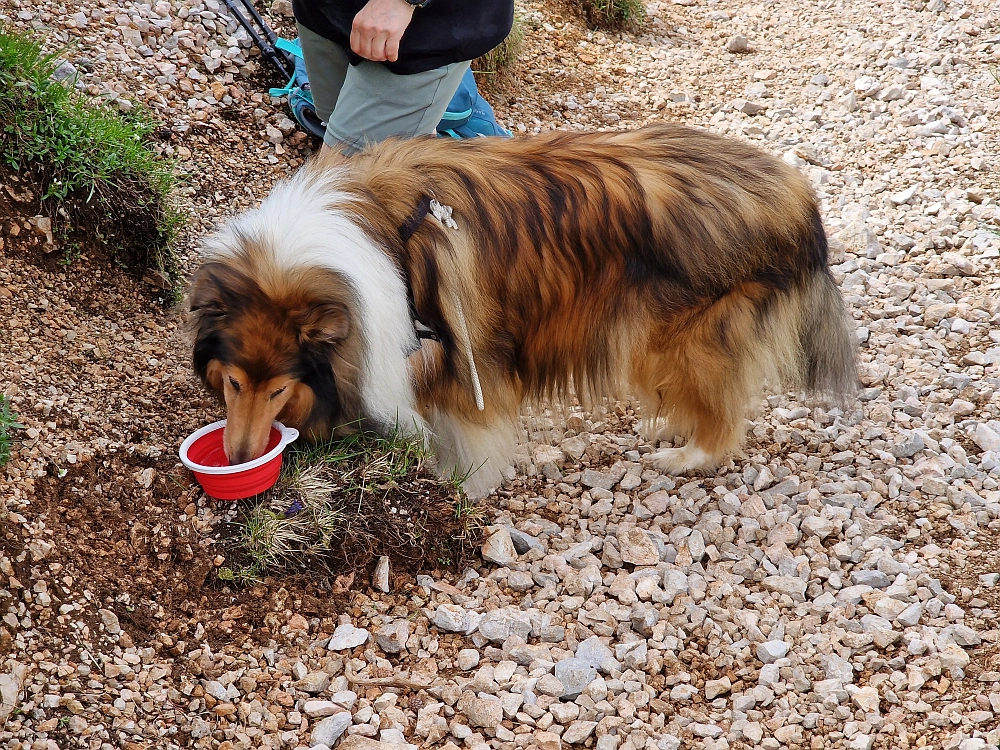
[292,0,515,74]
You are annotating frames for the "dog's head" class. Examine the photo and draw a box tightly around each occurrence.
[189,261,363,464]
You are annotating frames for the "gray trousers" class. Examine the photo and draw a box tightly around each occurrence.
[296,23,470,154]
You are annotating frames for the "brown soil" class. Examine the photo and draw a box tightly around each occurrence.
[3,440,480,659]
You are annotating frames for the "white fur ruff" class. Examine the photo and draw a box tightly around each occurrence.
[202,167,425,436]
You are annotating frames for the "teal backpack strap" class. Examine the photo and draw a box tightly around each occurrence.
[268,38,305,97]
[275,37,303,59]
[438,107,474,124]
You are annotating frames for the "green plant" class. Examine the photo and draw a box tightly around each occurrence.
[0,395,22,466]
[474,11,526,76]
[578,0,646,30]
[0,25,182,279]
[223,428,483,582]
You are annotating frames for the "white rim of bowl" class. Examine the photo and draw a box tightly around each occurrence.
[179,419,300,475]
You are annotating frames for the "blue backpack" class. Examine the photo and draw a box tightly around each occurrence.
[269,38,511,142]
[435,68,512,139]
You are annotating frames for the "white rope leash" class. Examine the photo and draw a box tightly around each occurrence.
[429,199,484,412]
[452,291,485,412]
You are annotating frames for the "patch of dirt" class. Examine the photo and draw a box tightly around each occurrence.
[10,440,482,657]
[0,159,173,283]
[221,441,486,590]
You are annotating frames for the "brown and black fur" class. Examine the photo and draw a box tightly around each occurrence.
[190,124,857,494]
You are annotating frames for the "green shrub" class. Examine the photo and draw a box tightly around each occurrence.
[578,0,646,30]
[0,395,22,467]
[0,26,181,279]
[222,429,483,583]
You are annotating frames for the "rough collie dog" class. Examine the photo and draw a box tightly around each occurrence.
[189,124,856,497]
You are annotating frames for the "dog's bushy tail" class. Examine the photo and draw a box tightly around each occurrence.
[797,211,858,401]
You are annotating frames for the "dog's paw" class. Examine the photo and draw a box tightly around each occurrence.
[647,445,716,475]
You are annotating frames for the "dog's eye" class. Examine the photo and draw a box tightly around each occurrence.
[269,387,287,400]
[228,376,241,393]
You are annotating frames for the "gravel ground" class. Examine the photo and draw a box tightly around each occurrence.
[3,0,1000,749]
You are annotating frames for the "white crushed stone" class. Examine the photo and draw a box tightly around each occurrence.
[2,0,1000,748]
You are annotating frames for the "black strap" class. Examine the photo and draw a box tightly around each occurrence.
[398,195,432,244]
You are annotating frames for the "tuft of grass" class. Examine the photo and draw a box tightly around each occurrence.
[577,0,646,30]
[474,11,526,77]
[0,395,23,467]
[222,429,484,583]
[0,25,182,282]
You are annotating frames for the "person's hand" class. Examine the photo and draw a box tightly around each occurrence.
[351,0,415,62]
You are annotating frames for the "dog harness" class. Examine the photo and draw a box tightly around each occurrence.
[398,198,485,412]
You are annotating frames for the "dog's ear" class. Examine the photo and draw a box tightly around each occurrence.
[189,262,253,316]
[293,302,351,345]
[204,360,225,392]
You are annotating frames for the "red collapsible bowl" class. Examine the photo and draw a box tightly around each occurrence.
[179,420,300,501]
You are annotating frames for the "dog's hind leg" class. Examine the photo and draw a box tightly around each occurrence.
[644,378,743,475]
[638,288,783,475]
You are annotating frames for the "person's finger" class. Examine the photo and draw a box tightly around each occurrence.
[357,34,379,60]
[350,25,365,58]
[385,32,401,62]
[352,21,390,61]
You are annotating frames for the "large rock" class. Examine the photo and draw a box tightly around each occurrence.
[311,712,352,747]
[328,623,370,650]
[457,649,480,670]
[756,641,789,664]
[376,619,411,654]
[762,576,807,602]
[466,697,503,728]
[554,658,597,700]
[434,604,480,634]
[822,654,854,684]
[852,686,880,714]
[973,423,1000,452]
[563,721,598,744]
[415,702,448,743]
[535,673,566,698]
[0,662,28,722]
[873,597,907,620]
[372,556,390,593]
[895,602,923,627]
[507,527,545,555]
[662,569,689,604]
[481,527,519,566]
[835,205,881,258]
[304,700,345,718]
[575,637,621,674]
[478,607,531,643]
[580,469,616,490]
[293,671,331,694]
[851,570,890,588]
[705,677,732,700]
[617,527,659,566]
[800,516,835,539]
[940,644,971,675]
